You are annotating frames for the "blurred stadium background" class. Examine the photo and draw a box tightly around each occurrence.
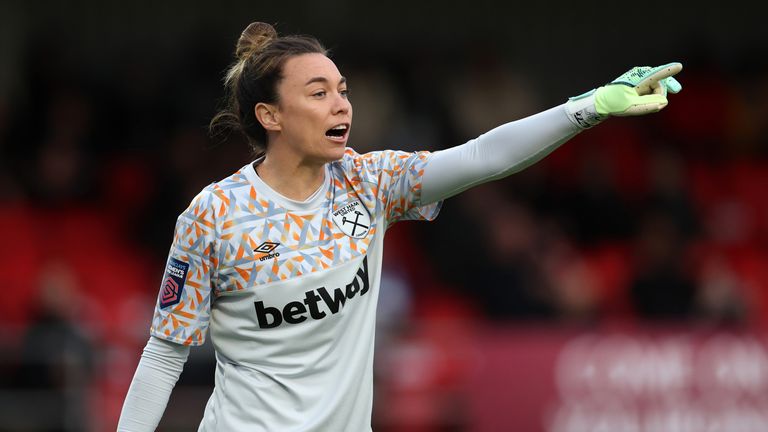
[1,1,768,431]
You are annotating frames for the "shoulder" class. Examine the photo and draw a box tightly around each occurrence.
[338,147,433,173]
[176,184,219,227]
[180,165,252,222]
[337,148,422,172]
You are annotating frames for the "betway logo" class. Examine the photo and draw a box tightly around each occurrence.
[254,257,369,328]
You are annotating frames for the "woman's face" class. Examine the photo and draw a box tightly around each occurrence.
[270,53,352,164]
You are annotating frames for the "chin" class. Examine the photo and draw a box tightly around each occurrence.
[322,140,348,160]
[327,145,347,161]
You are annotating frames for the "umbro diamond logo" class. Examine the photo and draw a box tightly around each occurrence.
[254,241,281,262]
[254,241,280,254]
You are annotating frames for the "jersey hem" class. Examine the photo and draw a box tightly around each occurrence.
[150,329,206,347]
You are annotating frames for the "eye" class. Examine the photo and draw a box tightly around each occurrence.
[312,90,326,98]
[340,88,350,98]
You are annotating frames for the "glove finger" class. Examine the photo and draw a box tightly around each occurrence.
[663,76,683,94]
[619,93,669,116]
[651,77,682,97]
[635,62,683,95]
[651,80,667,97]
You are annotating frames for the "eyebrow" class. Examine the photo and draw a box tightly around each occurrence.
[305,76,347,86]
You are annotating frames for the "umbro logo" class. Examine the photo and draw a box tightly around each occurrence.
[254,241,280,261]
[255,241,279,253]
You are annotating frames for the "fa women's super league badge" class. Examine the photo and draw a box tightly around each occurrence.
[159,257,189,308]
[332,199,371,239]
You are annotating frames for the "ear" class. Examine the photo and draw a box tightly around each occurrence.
[255,103,281,132]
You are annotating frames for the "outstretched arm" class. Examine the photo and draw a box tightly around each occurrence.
[421,63,683,205]
[422,103,578,204]
[117,336,190,431]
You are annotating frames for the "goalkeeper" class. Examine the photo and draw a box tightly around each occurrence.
[118,21,682,432]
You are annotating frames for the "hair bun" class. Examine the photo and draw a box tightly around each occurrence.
[235,22,277,61]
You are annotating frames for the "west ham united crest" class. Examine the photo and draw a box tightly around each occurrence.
[332,199,371,239]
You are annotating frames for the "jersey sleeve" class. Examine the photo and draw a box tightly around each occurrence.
[346,149,442,227]
[149,186,219,346]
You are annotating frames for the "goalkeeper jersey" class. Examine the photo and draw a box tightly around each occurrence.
[149,148,441,432]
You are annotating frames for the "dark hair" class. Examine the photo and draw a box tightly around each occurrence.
[209,22,327,154]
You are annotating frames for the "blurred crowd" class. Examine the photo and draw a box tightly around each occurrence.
[377,52,768,329]
[1,18,768,431]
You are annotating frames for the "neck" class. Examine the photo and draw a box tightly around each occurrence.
[255,152,326,202]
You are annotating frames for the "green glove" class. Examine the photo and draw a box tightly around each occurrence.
[565,62,683,129]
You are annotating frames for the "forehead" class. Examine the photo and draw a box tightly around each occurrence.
[281,53,343,85]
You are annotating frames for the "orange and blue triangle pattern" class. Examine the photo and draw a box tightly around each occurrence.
[149,148,441,346]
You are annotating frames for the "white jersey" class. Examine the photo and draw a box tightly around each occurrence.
[149,148,441,431]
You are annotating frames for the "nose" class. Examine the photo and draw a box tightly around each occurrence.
[333,92,351,116]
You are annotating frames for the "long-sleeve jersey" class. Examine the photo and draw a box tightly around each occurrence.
[118,103,580,431]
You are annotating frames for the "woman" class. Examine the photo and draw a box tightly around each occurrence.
[118,22,682,431]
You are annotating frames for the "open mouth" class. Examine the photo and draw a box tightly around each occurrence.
[325,124,349,141]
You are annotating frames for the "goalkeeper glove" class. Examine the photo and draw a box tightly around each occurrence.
[565,62,683,129]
